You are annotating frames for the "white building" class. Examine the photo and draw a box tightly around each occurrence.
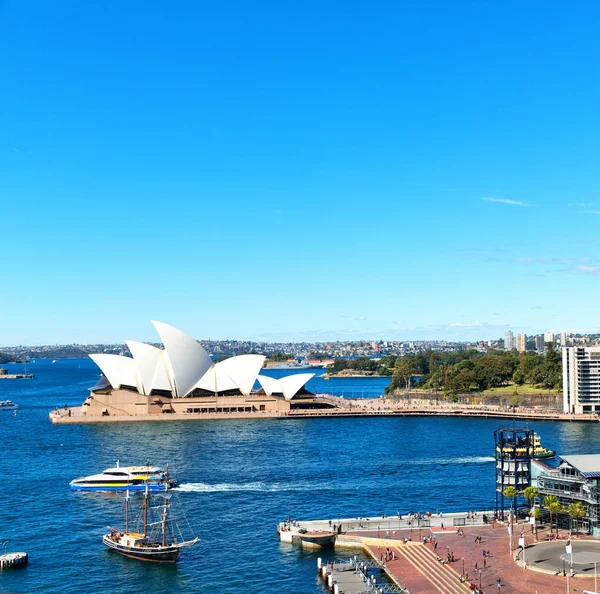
[562,346,600,414]
[560,330,567,347]
[544,331,554,346]
[504,331,514,351]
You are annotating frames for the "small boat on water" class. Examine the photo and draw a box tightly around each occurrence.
[70,462,176,492]
[297,529,336,548]
[495,432,555,460]
[103,486,199,562]
[0,400,17,410]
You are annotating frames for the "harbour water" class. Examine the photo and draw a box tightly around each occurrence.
[1,358,600,593]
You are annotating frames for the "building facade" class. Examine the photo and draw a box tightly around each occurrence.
[544,331,554,346]
[515,333,527,353]
[504,331,514,351]
[535,335,544,351]
[535,455,600,534]
[562,346,600,414]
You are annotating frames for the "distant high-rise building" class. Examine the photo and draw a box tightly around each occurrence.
[560,330,567,347]
[516,333,527,352]
[505,331,514,351]
[563,346,600,414]
[535,335,544,351]
[544,331,554,346]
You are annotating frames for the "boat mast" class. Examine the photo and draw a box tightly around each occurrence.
[125,489,130,534]
[161,482,168,547]
[143,482,148,538]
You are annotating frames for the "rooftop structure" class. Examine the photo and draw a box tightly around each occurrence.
[64,321,333,421]
[89,321,314,401]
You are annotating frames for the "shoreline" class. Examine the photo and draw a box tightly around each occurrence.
[50,398,597,424]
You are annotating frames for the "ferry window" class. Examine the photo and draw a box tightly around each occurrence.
[259,405,265,411]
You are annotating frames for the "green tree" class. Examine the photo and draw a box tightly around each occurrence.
[568,502,587,534]
[392,356,419,391]
[543,495,562,534]
[524,486,539,539]
[503,485,520,543]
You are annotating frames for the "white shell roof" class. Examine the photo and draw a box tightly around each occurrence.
[125,341,173,395]
[195,365,239,393]
[89,322,313,400]
[256,374,281,396]
[218,354,266,395]
[89,354,142,393]
[257,373,314,400]
[152,320,214,398]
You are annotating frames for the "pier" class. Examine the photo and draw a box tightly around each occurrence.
[317,557,408,593]
[280,512,600,594]
[0,552,28,570]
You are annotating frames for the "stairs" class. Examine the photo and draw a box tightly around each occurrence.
[395,543,472,594]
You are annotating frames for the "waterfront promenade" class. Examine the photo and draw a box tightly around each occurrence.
[50,396,598,423]
[284,514,600,593]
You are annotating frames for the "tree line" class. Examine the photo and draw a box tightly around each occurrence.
[386,346,562,394]
[327,355,398,376]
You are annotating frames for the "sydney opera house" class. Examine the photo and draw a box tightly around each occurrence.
[52,321,338,422]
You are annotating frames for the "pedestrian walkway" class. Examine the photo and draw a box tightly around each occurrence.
[394,543,470,594]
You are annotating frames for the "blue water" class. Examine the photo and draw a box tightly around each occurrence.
[1,359,600,593]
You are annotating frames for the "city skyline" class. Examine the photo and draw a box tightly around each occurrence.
[2,2,600,345]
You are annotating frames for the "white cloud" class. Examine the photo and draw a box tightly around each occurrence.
[569,265,600,275]
[481,197,528,207]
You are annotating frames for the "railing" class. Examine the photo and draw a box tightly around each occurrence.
[538,487,597,504]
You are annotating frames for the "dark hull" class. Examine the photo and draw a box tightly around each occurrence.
[298,532,336,547]
[103,535,179,563]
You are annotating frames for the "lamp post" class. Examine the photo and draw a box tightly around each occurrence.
[479,568,483,590]
[462,557,465,576]
[594,560,597,593]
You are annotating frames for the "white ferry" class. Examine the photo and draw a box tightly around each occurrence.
[70,463,176,492]
[0,400,17,410]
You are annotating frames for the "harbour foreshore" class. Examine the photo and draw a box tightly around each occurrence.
[282,512,598,594]
[50,395,598,424]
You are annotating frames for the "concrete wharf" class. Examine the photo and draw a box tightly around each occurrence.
[0,374,34,379]
[0,552,28,569]
[281,513,600,594]
[51,398,600,424]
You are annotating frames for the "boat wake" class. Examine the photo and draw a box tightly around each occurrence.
[405,456,495,465]
[175,481,335,493]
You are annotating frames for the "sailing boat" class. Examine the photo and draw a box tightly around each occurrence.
[102,476,198,563]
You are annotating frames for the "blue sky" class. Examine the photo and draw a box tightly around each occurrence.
[2,1,600,345]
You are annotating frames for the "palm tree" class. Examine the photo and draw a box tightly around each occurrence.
[503,485,519,549]
[543,495,559,534]
[524,486,540,540]
[568,502,587,534]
